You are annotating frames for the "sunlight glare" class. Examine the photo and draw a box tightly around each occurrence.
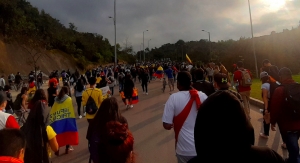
[262,0,286,11]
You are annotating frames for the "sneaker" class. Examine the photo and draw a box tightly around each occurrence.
[83,112,86,117]
[130,105,133,108]
[79,115,82,119]
[281,143,287,149]
[259,109,264,113]
[69,146,74,151]
[259,133,268,139]
[146,92,148,95]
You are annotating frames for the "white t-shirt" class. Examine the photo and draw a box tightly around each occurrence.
[162,91,207,156]
[187,65,193,71]
[261,83,270,99]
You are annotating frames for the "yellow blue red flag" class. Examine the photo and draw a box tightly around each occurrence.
[186,54,192,64]
[49,97,79,147]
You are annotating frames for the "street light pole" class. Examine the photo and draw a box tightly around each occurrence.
[109,0,117,67]
[248,0,258,78]
[147,39,151,61]
[139,43,141,62]
[143,30,148,63]
[202,30,211,57]
[114,0,116,67]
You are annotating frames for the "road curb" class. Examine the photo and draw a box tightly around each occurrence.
[250,97,263,109]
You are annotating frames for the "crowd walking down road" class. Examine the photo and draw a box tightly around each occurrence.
[0,60,298,163]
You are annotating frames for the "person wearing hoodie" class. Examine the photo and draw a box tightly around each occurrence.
[188,91,285,163]
[50,86,78,155]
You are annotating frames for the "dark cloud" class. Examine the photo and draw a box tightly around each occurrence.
[27,0,300,51]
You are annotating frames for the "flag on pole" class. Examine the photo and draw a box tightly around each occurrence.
[186,54,192,64]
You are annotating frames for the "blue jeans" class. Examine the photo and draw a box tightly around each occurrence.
[286,131,300,163]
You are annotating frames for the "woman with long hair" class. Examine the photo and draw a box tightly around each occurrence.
[22,100,59,163]
[87,97,128,163]
[28,89,47,110]
[50,86,78,155]
[74,78,85,118]
[19,87,28,111]
[102,121,135,163]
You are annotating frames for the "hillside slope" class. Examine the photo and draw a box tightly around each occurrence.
[0,39,78,76]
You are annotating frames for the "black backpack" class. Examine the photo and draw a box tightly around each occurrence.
[85,89,98,114]
[13,94,22,110]
[283,83,300,119]
[75,81,84,92]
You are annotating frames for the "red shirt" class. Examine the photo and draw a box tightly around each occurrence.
[233,69,252,92]
[270,79,300,132]
[0,112,19,130]
[0,156,23,163]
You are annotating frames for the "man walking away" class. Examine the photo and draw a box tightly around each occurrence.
[162,71,207,163]
[234,61,252,119]
[270,67,300,163]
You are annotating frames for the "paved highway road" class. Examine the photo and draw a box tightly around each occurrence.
[11,80,288,163]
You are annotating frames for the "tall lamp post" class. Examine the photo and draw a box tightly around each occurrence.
[147,39,151,61]
[139,43,143,62]
[143,30,148,62]
[202,30,211,57]
[108,0,117,67]
[248,0,258,78]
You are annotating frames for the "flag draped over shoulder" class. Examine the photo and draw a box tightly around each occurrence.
[186,54,192,64]
[120,88,139,105]
[49,97,79,147]
[153,66,164,78]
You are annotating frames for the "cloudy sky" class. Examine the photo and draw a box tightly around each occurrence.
[27,0,300,52]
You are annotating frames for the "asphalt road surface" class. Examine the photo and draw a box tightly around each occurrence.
[11,80,288,163]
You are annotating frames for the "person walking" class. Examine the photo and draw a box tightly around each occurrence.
[74,78,85,119]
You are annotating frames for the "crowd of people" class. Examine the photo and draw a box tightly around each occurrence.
[162,59,300,163]
[0,59,299,163]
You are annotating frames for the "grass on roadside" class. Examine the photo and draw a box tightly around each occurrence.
[250,75,300,100]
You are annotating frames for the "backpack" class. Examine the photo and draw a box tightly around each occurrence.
[239,69,252,87]
[13,94,22,110]
[75,81,84,92]
[283,83,300,119]
[85,89,98,114]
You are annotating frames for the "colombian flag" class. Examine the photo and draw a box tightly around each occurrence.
[120,88,139,105]
[186,54,192,64]
[153,66,164,79]
[49,97,79,147]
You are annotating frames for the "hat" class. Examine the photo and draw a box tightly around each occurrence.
[260,71,269,79]
[279,67,292,77]
[0,91,7,105]
[214,73,230,89]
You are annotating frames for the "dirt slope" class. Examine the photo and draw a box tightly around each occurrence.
[0,39,78,76]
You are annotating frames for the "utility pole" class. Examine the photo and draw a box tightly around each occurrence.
[248,0,259,78]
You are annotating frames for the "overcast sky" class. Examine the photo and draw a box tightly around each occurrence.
[27,0,300,52]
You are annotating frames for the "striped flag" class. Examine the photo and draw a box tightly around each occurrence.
[186,54,192,64]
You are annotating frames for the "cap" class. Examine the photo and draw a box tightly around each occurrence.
[214,73,230,89]
[279,67,292,77]
[0,91,7,105]
[260,71,269,79]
